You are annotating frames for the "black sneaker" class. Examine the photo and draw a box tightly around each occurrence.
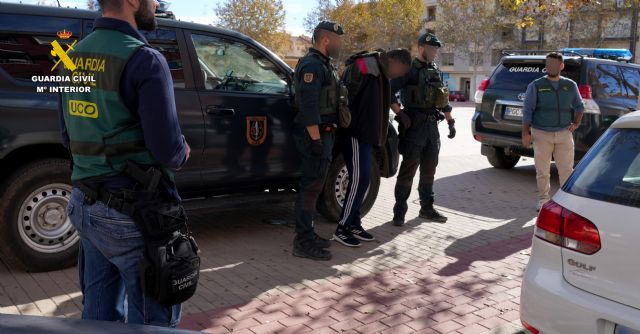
[349,225,375,241]
[419,208,448,223]
[293,237,332,261]
[312,233,331,248]
[333,229,361,247]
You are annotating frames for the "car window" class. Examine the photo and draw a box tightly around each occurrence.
[0,13,81,34]
[141,29,185,88]
[620,66,640,99]
[0,14,81,81]
[591,64,626,99]
[191,33,288,95]
[564,128,640,208]
[488,62,580,91]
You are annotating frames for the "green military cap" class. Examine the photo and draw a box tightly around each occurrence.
[314,20,344,35]
[418,32,442,47]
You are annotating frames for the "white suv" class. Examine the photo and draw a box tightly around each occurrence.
[520,111,640,334]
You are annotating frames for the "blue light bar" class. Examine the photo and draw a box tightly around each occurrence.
[157,0,171,12]
[561,48,632,61]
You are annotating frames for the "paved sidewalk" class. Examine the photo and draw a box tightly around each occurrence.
[179,232,532,334]
[0,105,555,333]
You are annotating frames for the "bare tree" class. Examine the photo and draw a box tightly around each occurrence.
[87,0,98,11]
[436,0,514,92]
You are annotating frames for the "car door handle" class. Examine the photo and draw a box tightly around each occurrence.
[206,106,235,116]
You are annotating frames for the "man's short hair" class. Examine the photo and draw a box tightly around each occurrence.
[546,52,564,62]
[386,48,411,65]
[312,29,330,45]
[98,0,123,11]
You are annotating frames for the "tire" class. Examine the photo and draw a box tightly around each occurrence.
[0,159,78,272]
[317,154,381,223]
[486,147,520,169]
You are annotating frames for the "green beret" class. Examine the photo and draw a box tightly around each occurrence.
[314,20,344,35]
[418,32,442,47]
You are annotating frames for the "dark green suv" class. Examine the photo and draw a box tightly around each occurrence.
[472,51,640,169]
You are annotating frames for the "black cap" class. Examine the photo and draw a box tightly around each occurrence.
[314,20,344,35]
[418,32,442,47]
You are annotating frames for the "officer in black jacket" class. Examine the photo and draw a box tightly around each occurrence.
[291,21,344,261]
[333,49,411,247]
[390,33,456,226]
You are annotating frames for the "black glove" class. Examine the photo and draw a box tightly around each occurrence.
[447,119,456,139]
[395,111,412,128]
[310,139,324,157]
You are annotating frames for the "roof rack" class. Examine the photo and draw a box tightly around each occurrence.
[501,50,584,58]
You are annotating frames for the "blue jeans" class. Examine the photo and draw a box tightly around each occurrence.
[67,188,181,327]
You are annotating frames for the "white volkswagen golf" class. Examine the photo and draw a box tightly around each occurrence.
[520,111,640,334]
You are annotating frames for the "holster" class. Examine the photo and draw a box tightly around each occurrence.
[126,194,188,240]
[119,160,200,306]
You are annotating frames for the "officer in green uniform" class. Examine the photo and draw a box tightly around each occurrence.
[291,21,344,261]
[58,0,190,326]
[390,32,456,226]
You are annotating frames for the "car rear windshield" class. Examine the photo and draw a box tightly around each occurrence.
[564,128,640,208]
[488,62,580,91]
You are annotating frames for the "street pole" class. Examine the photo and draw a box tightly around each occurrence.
[631,1,639,63]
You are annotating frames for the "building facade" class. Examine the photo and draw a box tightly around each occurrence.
[425,0,640,101]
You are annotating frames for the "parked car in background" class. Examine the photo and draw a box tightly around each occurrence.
[520,111,640,334]
[449,90,466,102]
[472,49,640,169]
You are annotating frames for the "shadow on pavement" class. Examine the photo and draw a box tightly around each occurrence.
[433,163,560,277]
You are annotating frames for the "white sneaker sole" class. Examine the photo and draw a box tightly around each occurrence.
[332,234,362,247]
[352,234,375,241]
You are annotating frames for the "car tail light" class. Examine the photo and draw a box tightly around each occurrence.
[535,200,601,255]
[474,79,489,104]
[579,84,592,99]
[478,79,489,91]
[474,134,482,142]
[521,320,539,334]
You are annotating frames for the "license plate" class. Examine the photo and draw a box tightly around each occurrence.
[504,106,523,120]
[616,325,640,334]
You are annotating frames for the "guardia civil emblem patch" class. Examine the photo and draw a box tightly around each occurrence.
[246,116,267,146]
[303,73,314,83]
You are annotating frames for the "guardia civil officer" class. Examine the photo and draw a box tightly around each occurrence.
[390,33,456,226]
[291,21,344,260]
[522,52,584,211]
[58,0,190,326]
[333,49,412,247]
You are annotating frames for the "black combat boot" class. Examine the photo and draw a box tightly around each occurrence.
[293,234,332,260]
[312,232,331,248]
[418,184,448,223]
[392,186,411,226]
